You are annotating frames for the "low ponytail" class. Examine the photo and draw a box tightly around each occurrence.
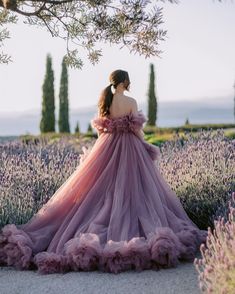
[98,84,113,117]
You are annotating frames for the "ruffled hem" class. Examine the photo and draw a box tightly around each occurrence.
[0,224,208,274]
[0,224,35,270]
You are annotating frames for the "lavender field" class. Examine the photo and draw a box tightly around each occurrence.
[0,129,235,293]
[0,129,234,231]
[159,129,235,230]
[0,136,95,227]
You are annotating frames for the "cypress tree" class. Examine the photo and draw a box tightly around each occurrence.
[40,54,55,133]
[147,63,157,126]
[59,56,70,133]
[87,123,92,133]
[185,117,190,125]
[75,121,80,134]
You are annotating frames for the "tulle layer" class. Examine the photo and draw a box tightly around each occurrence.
[0,223,208,275]
[141,140,161,162]
[0,108,208,274]
[78,140,161,166]
[91,110,146,134]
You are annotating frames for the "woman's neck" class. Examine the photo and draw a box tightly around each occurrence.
[113,84,125,95]
[113,89,124,95]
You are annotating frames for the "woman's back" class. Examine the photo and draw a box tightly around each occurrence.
[108,93,137,119]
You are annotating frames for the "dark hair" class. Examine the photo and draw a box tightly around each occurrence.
[98,69,130,117]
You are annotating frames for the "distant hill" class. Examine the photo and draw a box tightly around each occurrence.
[0,95,233,136]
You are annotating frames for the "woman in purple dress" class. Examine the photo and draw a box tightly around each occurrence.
[0,69,207,274]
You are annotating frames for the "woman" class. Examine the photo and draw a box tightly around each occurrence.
[0,69,208,275]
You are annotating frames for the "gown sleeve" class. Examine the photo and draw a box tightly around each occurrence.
[142,140,161,163]
[131,111,162,163]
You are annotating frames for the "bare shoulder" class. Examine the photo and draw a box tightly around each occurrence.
[125,96,137,106]
[125,96,138,112]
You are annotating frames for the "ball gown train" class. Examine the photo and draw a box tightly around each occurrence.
[0,110,208,274]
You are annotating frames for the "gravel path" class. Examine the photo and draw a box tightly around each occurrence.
[0,252,202,294]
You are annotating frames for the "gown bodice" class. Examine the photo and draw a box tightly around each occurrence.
[91,110,146,134]
[90,109,161,163]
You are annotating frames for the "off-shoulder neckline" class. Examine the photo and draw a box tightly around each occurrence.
[100,109,143,121]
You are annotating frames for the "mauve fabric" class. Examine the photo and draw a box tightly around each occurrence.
[0,110,208,274]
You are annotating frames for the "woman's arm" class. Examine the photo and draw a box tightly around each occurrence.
[96,110,102,138]
[134,128,145,140]
[130,99,161,162]
[131,99,145,140]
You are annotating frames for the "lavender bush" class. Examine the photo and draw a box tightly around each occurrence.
[0,136,95,228]
[194,192,235,294]
[158,129,235,230]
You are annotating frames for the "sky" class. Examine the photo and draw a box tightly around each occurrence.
[0,0,235,114]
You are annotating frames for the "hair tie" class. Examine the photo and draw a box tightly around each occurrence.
[110,84,115,94]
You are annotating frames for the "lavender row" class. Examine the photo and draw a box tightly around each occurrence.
[159,129,235,230]
[0,136,96,227]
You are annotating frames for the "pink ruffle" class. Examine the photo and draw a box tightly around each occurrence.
[100,237,151,273]
[90,110,161,162]
[64,233,102,271]
[176,222,208,261]
[147,227,182,269]
[99,240,131,273]
[34,252,70,274]
[125,237,152,271]
[91,110,146,134]
[0,225,207,274]
[0,233,8,266]
[0,224,34,270]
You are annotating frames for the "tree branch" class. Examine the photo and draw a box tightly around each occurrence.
[0,0,225,68]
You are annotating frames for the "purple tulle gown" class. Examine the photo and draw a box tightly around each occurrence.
[0,110,208,274]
